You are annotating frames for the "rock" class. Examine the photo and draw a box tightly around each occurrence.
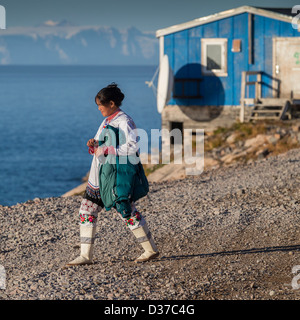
[220,150,247,164]
[269,291,275,296]
[147,163,186,183]
[226,132,239,144]
[204,157,219,168]
[292,124,300,132]
[220,154,235,163]
[236,140,244,148]
[244,134,268,148]
[224,146,232,154]
[267,135,280,145]
[256,148,269,159]
[281,129,287,135]
[2,146,300,301]
[30,284,38,291]
[290,136,298,145]
[274,133,281,140]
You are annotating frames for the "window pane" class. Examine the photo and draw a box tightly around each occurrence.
[206,44,222,70]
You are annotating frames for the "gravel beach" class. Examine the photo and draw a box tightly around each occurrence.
[1,148,300,300]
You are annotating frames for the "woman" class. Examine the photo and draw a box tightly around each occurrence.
[66,83,159,267]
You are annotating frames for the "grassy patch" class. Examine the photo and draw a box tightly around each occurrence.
[199,120,300,165]
[143,163,166,176]
[73,191,86,197]
[204,135,225,151]
[266,136,299,156]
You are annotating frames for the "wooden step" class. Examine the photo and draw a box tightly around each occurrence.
[252,109,281,113]
[256,98,288,106]
[250,107,284,120]
[249,99,291,121]
[254,105,283,109]
[250,116,281,120]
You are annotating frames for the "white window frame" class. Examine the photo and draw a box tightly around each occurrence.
[201,38,228,76]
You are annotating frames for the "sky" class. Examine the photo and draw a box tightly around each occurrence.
[0,0,298,32]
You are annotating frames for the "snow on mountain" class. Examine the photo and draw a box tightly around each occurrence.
[0,22,159,65]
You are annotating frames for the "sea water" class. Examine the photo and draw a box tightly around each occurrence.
[0,65,160,206]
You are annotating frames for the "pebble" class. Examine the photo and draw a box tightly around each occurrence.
[1,148,300,300]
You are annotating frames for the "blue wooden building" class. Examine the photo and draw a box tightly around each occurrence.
[155,6,300,132]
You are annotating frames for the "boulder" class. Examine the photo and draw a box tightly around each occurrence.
[220,150,247,164]
[220,154,236,164]
[226,132,239,144]
[267,134,280,145]
[204,157,219,168]
[244,134,268,148]
[255,148,269,159]
[292,124,300,132]
[147,163,186,182]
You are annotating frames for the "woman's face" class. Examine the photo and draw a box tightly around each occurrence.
[96,98,119,117]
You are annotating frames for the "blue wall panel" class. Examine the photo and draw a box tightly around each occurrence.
[252,15,264,71]
[203,21,218,38]
[164,11,300,107]
[164,34,174,70]
[232,13,248,105]
[218,17,234,105]
[280,20,294,36]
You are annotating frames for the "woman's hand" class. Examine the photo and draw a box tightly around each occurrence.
[87,139,97,147]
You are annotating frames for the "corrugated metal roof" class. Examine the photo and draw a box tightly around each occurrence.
[156,5,296,37]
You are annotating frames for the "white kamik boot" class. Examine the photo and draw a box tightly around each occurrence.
[131,222,159,263]
[65,224,96,267]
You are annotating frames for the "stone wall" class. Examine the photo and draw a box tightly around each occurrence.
[162,104,254,132]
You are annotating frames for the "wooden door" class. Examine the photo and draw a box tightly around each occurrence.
[273,37,300,98]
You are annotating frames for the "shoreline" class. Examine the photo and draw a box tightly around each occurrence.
[3,119,300,206]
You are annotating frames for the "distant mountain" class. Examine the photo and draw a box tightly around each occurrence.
[36,20,76,28]
[0,22,159,65]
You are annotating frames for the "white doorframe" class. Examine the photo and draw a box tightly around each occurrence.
[272,37,300,98]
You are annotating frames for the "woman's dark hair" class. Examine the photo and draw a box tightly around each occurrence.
[95,83,125,107]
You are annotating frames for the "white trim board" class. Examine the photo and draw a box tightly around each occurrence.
[156,5,296,38]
